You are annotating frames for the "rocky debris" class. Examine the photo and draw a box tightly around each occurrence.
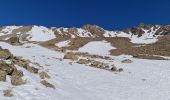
[110,65,123,72]
[63,52,79,61]
[40,80,55,89]
[121,59,133,63]
[26,66,39,74]
[0,49,13,60]
[118,68,124,72]
[111,66,117,72]
[82,25,105,37]
[0,60,14,75]
[12,69,24,77]
[12,57,38,73]
[39,71,50,79]
[11,74,25,86]
[90,60,109,69]
[3,89,13,97]
[12,57,30,69]
[77,59,89,64]
[7,36,20,45]
[0,70,7,81]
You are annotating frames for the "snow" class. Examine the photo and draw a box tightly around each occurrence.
[26,26,56,42]
[0,26,20,36]
[55,40,70,48]
[77,28,93,37]
[0,42,169,100]
[78,41,116,55]
[104,28,160,44]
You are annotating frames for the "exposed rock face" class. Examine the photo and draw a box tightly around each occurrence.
[82,25,105,37]
[7,36,20,45]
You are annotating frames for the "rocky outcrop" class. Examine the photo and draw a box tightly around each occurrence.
[39,71,50,79]
[3,89,13,97]
[11,74,25,86]
[63,52,79,60]
[7,36,20,45]
[0,70,7,81]
[40,80,55,89]
[121,59,133,63]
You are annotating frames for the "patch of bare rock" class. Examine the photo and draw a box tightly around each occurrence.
[40,80,55,89]
[3,89,13,97]
[63,52,124,72]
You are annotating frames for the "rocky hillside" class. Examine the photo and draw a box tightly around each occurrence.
[0,24,169,100]
[0,23,170,44]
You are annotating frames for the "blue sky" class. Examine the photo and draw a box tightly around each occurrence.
[0,0,170,30]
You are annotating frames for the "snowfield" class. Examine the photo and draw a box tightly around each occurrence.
[78,41,116,55]
[55,40,71,48]
[0,42,169,100]
[25,26,56,42]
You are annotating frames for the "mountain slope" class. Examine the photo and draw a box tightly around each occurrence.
[0,24,169,100]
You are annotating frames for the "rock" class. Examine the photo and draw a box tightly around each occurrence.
[0,70,7,81]
[63,52,79,61]
[40,80,55,89]
[77,59,89,64]
[90,60,108,68]
[12,69,24,77]
[7,36,20,45]
[90,60,100,67]
[11,74,25,86]
[0,49,12,60]
[39,71,50,79]
[0,60,14,75]
[111,66,117,71]
[121,59,133,63]
[118,68,123,72]
[3,89,13,97]
[27,66,39,74]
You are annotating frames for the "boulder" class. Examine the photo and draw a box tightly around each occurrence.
[27,66,39,74]
[0,60,14,75]
[118,68,124,72]
[0,70,7,81]
[7,36,20,45]
[39,71,50,79]
[77,59,89,64]
[0,49,12,60]
[111,66,117,72]
[3,89,13,97]
[121,59,133,63]
[63,52,79,61]
[40,80,55,89]
[12,69,24,77]
[11,74,25,86]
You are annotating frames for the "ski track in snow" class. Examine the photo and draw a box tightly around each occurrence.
[0,42,169,100]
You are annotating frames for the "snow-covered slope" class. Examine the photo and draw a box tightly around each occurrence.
[0,24,167,44]
[78,41,116,55]
[25,26,56,42]
[0,42,169,100]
